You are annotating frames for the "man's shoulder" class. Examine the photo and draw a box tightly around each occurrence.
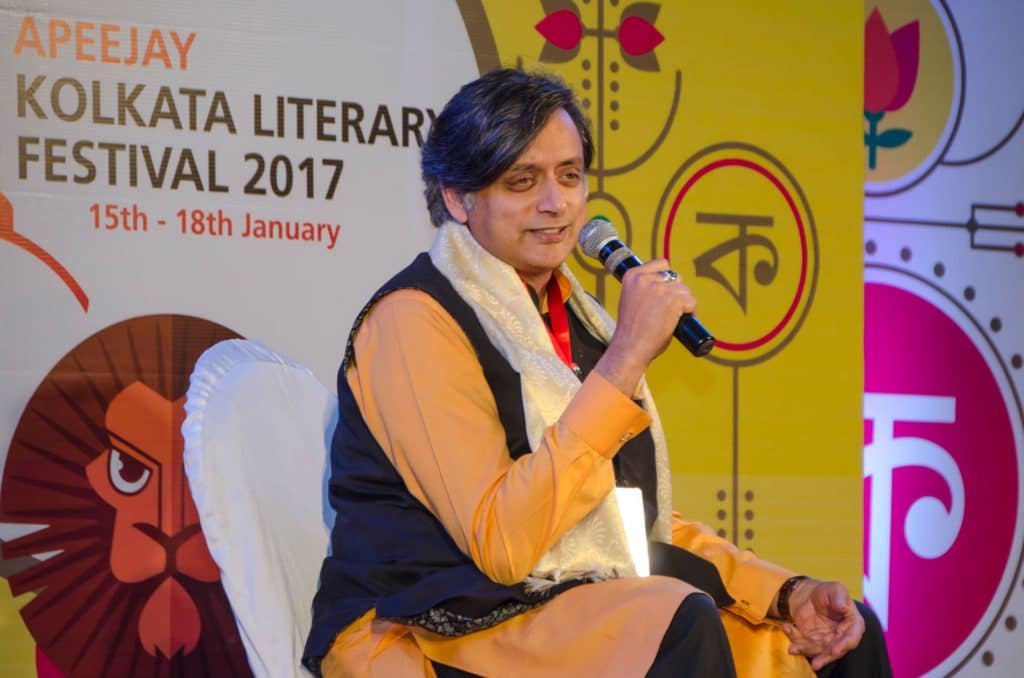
[366,288,451,327]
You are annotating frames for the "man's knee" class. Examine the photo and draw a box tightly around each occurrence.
[647,593,735,677]
[677,593,727,642]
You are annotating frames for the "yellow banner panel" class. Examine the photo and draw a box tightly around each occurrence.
[472,0,865,589]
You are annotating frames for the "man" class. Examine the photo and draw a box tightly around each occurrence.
[304,69,890,677]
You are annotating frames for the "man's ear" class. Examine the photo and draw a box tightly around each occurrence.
[441,186,469,224]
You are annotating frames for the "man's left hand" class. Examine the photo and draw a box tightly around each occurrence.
[781,578,866,671]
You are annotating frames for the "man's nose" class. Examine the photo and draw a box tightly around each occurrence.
[536,176,568,214]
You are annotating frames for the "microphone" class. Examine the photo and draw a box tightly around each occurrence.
[578,217,714,357]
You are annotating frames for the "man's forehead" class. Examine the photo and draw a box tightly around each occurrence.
[504,111,585,170]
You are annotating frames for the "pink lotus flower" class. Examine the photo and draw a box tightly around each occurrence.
[864,8,919,169]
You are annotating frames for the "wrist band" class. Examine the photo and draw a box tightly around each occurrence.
[777,575,809,622]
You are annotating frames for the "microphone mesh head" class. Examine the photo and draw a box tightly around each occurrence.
[578,218,618,258]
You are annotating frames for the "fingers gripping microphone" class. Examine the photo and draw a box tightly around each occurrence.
[579,217,715,357]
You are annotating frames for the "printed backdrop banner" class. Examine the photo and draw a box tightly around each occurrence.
[474,0,866,588]
[861,1,1024,676]
[0,1,471,675]
[12,1,1019,678]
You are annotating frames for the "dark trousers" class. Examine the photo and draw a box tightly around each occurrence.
[646,593,737,677]
[433,597,892,677]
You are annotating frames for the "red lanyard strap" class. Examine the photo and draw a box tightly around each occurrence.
[543,276,577,374]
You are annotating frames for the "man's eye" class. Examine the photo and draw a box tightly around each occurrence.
[508,176,535,190]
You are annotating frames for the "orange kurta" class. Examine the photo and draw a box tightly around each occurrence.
[324,286,813,677]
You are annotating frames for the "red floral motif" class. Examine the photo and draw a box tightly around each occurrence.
[618,15,663,56]
[535,2,665,70]
[863,7,919,170]
[535,9,583,50]
[864,8,919,113]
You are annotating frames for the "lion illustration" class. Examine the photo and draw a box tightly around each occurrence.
[0,315,252,677]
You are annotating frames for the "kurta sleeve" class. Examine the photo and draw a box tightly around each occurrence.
[347,288,651,586]
[671,512,793,624]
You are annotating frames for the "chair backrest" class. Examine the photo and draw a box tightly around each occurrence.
[182,339,337,678]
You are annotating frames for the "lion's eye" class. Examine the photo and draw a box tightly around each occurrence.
[108,447,152,495]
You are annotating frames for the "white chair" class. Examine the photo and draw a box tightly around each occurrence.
[182,339,337,678]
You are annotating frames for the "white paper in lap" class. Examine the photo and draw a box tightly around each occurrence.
[615,487,650,578]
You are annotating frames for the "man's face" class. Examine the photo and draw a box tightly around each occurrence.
[444,108,587,291]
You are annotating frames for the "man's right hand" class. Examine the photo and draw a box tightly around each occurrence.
[593,259,697,396]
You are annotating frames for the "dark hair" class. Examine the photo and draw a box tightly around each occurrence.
[421,68,594,227]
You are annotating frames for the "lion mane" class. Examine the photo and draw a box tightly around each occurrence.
[1,315,252,677]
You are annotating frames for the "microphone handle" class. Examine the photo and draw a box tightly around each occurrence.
[599,241,715,357]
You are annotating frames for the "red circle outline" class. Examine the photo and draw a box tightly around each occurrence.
[662,157,809,351]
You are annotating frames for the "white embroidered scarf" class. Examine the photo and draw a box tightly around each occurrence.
[429,221,673,589]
